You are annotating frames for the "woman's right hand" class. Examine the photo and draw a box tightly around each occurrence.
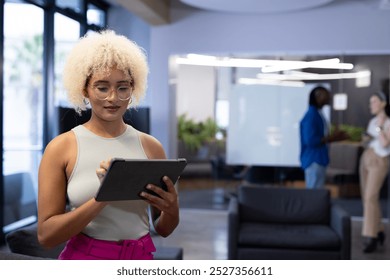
[96,158,112,184]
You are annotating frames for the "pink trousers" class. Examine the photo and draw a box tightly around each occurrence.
[58,233,155,260]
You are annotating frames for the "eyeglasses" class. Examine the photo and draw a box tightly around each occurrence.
[90,83,133,101]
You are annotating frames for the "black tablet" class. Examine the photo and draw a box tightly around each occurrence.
[95,158,187,201]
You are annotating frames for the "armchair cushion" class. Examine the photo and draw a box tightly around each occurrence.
[239,187,330,224]
[239,222,340,250]
[0,251,47,260]
[228,185,351,260]
[6,224,65,259]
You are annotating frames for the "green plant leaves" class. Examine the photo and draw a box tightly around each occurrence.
[330,124,364,142]
[177,114,218,151]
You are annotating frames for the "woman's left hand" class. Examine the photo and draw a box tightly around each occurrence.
[141,176,180,237]
[140,176,179,216]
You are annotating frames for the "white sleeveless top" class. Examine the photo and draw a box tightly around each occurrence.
[67,125,150,241]
[367,116,390,157]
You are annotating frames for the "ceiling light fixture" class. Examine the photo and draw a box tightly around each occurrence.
[238,78,305,87]
[256,70,371,81]
[176,55,273,68]
[176,54,354,71]
[260,58,353,73]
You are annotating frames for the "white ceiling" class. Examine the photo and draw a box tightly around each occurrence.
[110,0,387,26]
[179,0,337,14]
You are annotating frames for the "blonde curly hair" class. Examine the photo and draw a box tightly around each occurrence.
[62,30,149,112]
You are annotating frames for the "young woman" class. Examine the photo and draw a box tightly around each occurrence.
[359,91,390,253]
[37,30,179,260]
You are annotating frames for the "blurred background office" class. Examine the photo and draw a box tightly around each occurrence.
[1,0,390,260]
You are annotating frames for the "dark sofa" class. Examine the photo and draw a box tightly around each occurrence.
[0,251,46,260]
[228,185,351,260]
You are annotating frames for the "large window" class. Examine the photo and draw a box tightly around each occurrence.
[87,2,106,26]
[1,0,108,238]
[54,13,80,107]
[3,2,44,232]
[56,0,84,14]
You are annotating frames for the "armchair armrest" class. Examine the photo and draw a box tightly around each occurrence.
[330,203,351,259]
[227,195,239,260]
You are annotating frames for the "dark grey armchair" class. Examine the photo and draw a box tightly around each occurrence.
[228,185,351,260]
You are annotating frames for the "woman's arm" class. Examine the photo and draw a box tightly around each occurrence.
[145,176,179,237]
[139,132,180,237]
[378,125,390,148]
[37,133,107,248]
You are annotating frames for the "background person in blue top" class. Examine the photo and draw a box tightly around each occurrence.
[300,86,348,189]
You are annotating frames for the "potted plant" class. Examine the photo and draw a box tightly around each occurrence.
[177,114,225,165]
[177,114,219,151]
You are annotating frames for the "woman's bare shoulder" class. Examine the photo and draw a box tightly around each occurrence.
[138,131,166,159]
[40,131,78,180]
[44,131,76,155]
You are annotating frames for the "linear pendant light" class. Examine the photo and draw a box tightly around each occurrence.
[175,54,354,71]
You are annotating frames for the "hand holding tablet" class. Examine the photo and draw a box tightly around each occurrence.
[95,158,187,201]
